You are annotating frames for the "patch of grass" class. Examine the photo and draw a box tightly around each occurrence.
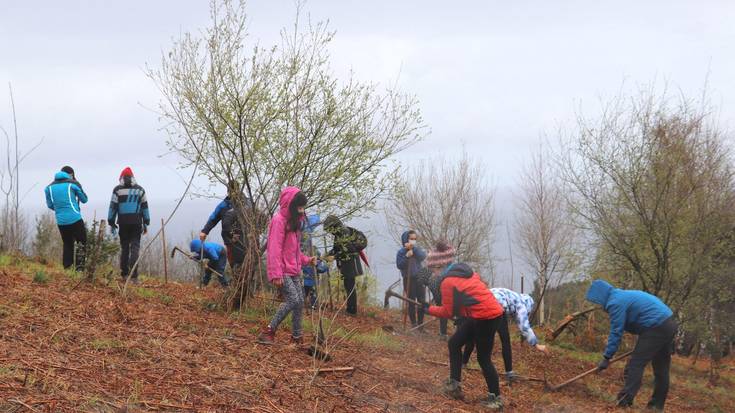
[33,270,50,284]
[0,255,12,267]
[0,364,16,376]
[159,294,174,305]
[89,338,124,351]
[351,329,401,351]
[133,287,156,299]
[555,346,599,363]
[232,306,270,323]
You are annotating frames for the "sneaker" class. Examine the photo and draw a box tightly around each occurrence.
[441,378,464,400]
[290,335,304,345]
[645,402,663,412]
[480,393,504,411]
[256,326,275,345]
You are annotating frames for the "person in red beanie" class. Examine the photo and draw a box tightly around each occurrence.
[108,167,150,284]
[420,240,505,410]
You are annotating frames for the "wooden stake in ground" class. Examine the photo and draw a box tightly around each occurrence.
[161,218,168,284]
[322,236,334,310]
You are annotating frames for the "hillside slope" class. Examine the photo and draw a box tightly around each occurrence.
[0,256,732,412]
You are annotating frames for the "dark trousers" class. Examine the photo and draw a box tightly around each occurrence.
[439,319,448,336]
[448,317,501,395]
[618,317,677,409]
[58,220,86,271]
[304,285,317,308]
[203,254,229,287]
[462,313,513,372]
[225,241,246,271]
[119,224,142,278]
[343,275,358,315]
[403,276,426,326]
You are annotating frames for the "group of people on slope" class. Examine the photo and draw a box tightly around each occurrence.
[45,169,677,411]
[393,232,676,411]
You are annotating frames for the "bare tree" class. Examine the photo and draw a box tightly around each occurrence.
[148,0,425,308]
[387,151,496,275]
[515,143,578,324]
[0,83,42,253]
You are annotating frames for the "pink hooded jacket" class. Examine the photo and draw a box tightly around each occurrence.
[266,186,311,281]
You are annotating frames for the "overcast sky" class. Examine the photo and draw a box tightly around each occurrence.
[2,1,735,289]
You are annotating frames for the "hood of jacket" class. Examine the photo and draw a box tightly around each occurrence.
[401,231,411,245]
[54,171,71,181]
[586,279,614,307]
[278,186,301,218]
[190,239,204,253]
[444,262,474,279]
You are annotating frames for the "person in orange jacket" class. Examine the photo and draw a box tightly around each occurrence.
[420,241,505,410]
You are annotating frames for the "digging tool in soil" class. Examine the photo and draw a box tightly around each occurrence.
[545,350,634,392]
[170,246,227,281]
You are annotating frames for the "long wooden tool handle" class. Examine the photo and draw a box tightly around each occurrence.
[548,350,634,391]
[389,290,422,306]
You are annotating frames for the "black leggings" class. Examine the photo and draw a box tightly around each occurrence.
[448,317,501,395]
[462,313,513,372]
[58,219,87,271]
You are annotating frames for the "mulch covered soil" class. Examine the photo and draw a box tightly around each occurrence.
[0,261,731,412]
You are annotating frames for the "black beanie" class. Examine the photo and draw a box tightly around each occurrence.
[61,165,74,175]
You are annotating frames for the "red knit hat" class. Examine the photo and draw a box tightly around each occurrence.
[120,167,134,179]
[426,240,456,268]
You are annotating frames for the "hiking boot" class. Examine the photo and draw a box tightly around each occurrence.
[290,335,304,345]
[645,402,663,412]
[441,378,464,400]
[480,393,504,411]
[256,326,275,345]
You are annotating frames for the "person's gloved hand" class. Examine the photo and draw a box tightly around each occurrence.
[597,356,610,371]
[406,250,414,258]
[418,302,430,316]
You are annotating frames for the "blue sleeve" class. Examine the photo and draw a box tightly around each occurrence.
[44,186,54,210]
[396,248,408,270]
[207,245,221,261]
[201,201,226,234]
[604,303,628,359]
[316,261,329,273]
[108,189,118,225]
[73,184,88,204]
[141,190,150,225]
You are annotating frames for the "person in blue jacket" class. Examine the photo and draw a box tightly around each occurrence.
[44,166,88,270]
[189,239,229,288]
[586,279,677,410]
[302,247,328,310]
[396,230,427,329]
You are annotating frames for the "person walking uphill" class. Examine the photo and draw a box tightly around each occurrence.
[396,230,427,328]
[421,241,505,410]
[586,279,677,410]
[44,166,88,271]
[257,187,316,345]
[323,215,368,316]
[108,167,150,283]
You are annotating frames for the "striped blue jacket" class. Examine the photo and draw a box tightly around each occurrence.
[108,177,150,227]
[44,171,87,225]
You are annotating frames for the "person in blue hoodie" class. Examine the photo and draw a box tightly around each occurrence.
[586,279,677,410]
[396,230,428,329]
[302,246,328,310]
[44,166,88,270]
[189,239,229,288]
